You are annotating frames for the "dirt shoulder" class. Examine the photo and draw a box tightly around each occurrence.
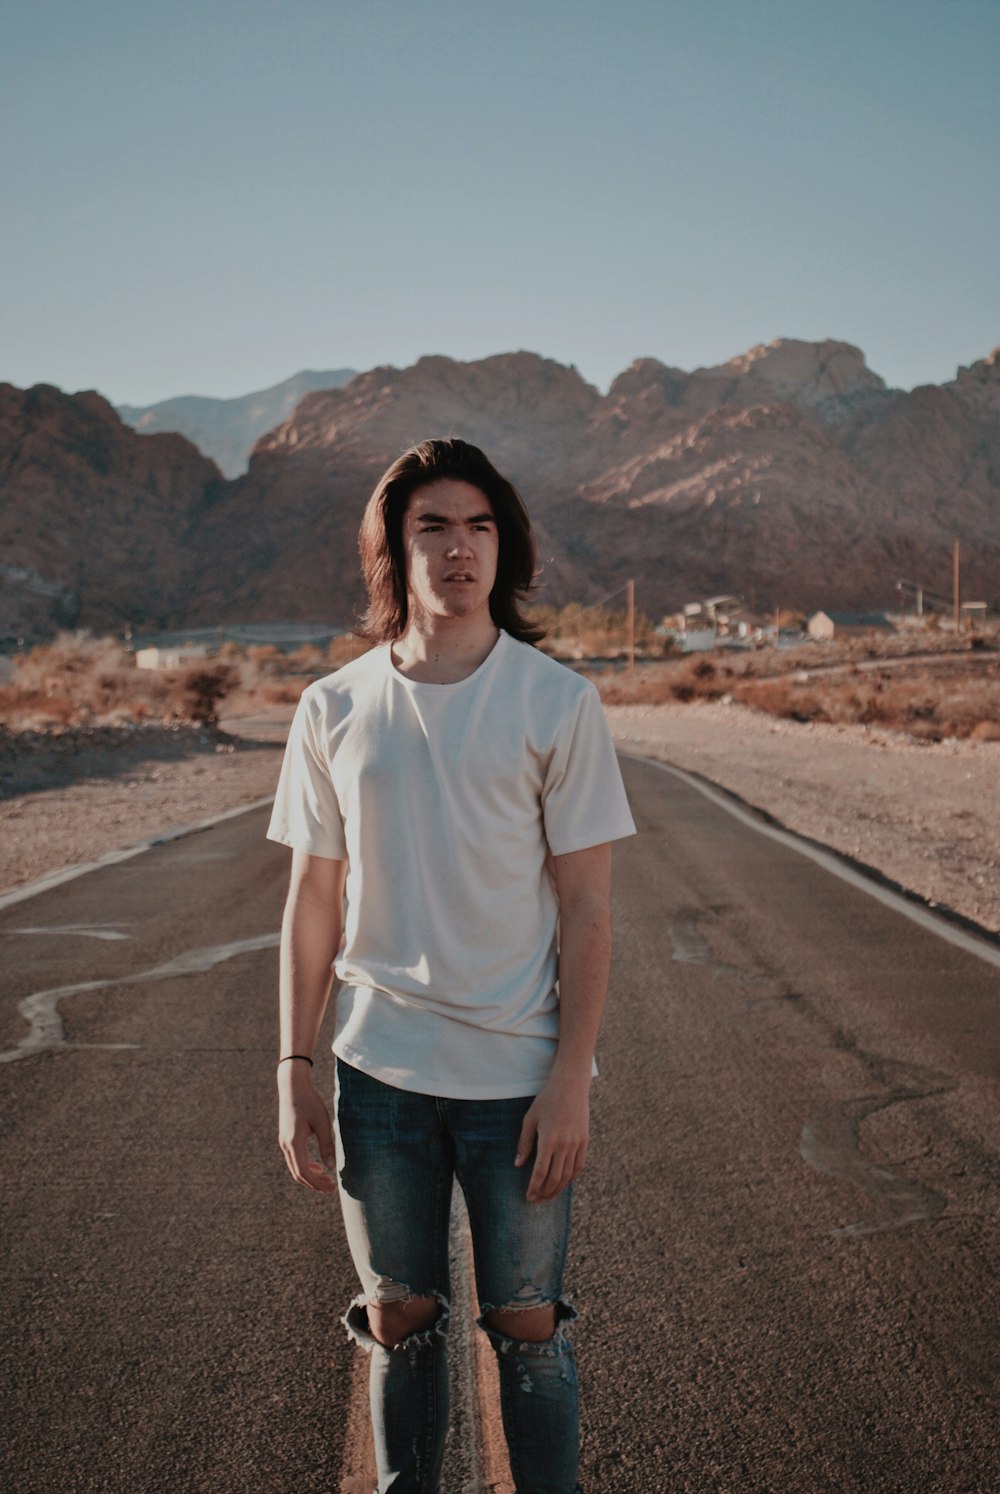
[608,701,1000,935]
[0,715,287,896]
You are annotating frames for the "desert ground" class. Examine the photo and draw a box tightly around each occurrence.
[1,695,997,936]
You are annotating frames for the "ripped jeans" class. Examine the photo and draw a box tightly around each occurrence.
[334,1058,581,1494]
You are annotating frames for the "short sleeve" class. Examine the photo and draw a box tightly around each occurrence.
[266,689,347,859]
[541,684,636,856]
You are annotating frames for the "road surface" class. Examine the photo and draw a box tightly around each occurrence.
[2,755,998,1492]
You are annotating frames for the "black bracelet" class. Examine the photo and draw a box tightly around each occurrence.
[278,1054,314,1067]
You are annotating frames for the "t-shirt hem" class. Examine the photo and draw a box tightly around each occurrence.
[332,1041,550,1100]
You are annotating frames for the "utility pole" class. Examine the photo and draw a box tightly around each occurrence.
[953,540,961,633]
[626,578,635,673]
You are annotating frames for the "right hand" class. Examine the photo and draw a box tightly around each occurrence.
[277,1065,338,1193]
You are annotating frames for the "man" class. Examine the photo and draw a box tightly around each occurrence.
[268,437,635,1493]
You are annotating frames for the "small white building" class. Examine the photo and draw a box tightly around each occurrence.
[135,645,209,671]
[807,610,893,641]
[679,628,719,654]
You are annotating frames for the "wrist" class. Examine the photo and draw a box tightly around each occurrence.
[277,1055,315,1087]
[548,1056,593,1084]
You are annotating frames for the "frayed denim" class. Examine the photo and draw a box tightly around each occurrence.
[334,1058,581,1494]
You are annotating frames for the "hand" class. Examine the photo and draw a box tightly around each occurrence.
[514,1071,591,1202]
[277,1067,337,1194]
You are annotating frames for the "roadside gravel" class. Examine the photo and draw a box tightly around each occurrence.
[607,700,1000,934]
[0,718,285,897]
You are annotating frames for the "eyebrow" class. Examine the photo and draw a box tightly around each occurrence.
[415,511,496,524]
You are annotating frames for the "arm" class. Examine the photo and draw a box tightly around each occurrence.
[276,848,348,1194]
[515,841,613,1202]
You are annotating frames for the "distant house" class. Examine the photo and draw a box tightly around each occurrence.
[679,628,719,654]
[807,610,894,641]
[135,645,209,671]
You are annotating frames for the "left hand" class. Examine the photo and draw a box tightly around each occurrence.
[514,1070,591,1202]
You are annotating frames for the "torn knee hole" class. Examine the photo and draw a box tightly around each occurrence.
[485,1303,556,1340]
[479,1296,578,1351]
[342,1289,449,1352]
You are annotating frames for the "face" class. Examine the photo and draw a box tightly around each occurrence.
[401,479,500,627]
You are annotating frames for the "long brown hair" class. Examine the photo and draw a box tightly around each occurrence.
[358,438,544,644]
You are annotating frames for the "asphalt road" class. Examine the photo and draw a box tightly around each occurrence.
[2,756,998,1493]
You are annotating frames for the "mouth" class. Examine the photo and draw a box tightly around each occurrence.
[443,573,476,583]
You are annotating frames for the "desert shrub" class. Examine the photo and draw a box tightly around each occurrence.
[176,663,237,725]
[263,680,311,705]
[528,602,661,659]
[732,654,1000,739]
[0,631,242,730]
[286,644,326,674]
[247,644,283,673]
[589,654,729,706]
[327,634,373,669]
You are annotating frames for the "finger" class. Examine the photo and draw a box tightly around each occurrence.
[526,1143,558,1201]
[532,1142,581,1201]
[304,1159,337,1194]
[283,1137,336,1193]
[565,1140,587,1187]
[315,1115,337,1173]
[514,1111,538,1168]
[281,1139,310,1187]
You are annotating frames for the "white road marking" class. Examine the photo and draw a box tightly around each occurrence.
[0,796,275,911]
[337,1190,488,1491]
[0,933,280,1064]
[623,752,1000,971]
[11,923,131,941]
[442,1190,486,1491]
[337,1351,377,1493]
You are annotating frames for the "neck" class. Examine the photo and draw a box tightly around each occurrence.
[392,612,501,684]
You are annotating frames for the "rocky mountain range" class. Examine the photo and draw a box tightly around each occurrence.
[116,368,356,477]
[0,382,223,640]
[2,339,998,643]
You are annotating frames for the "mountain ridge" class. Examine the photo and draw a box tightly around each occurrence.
[3,338,998,641]
[116,367,357,477]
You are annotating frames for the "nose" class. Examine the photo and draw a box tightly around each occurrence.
[445,531,473,557]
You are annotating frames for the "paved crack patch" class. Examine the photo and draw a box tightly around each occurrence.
[801,1042,958,1237]
[0,933,280,1064]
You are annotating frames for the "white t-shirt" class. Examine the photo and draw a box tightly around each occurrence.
[266,630,636,1098]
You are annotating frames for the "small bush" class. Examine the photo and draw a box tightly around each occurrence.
[0,630,240,731]
[178,663,237,726]
[247,645,283,672]
[263,681,310,705]
[327,634,373,669]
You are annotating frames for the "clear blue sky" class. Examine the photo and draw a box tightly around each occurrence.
[2,0,997,405]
